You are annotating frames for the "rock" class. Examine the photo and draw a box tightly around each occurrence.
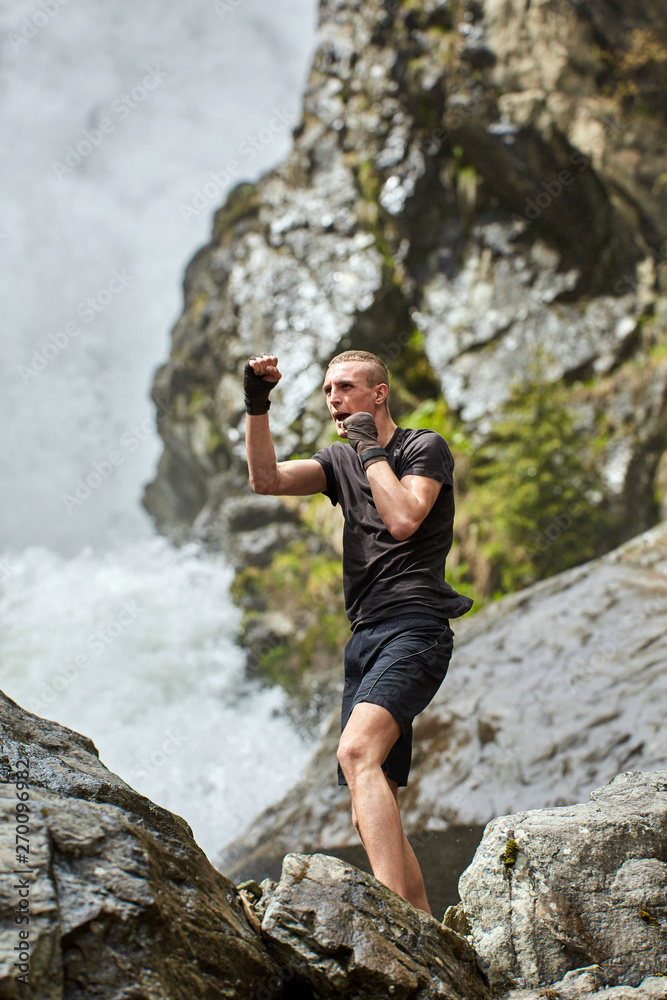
[0,692,500,1000]
[258,852,491,1000]
[143,0,667,561]
[219,522,667,869]
[499,965,667,1000]
[458,769,667,990]
[0,690,286,999]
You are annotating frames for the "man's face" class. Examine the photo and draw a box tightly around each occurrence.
[322,362,381,437]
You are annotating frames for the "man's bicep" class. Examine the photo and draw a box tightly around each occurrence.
[400,474,444,517]
[275,459,327,496]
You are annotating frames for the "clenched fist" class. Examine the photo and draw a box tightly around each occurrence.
[244,354,282,415]
[343,412,388,470]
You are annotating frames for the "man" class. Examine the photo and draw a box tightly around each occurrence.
[244,349,472,914]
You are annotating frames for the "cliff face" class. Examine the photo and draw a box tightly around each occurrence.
[144,0,667,548]
[142,0,667,700]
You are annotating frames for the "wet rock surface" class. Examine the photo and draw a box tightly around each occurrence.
[0,691,283,999]
[257,852,491,1000]
[2,695,667,998]
[229,825,486,922]
[499,966,667,1000]
[459,769,667,990]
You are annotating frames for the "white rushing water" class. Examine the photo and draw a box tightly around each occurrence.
[0,0,318,859]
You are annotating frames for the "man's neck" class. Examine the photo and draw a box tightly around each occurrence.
[375,412,398,449]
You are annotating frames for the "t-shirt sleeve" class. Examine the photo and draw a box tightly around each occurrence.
[311,445,339,506]
[399,431,454,486]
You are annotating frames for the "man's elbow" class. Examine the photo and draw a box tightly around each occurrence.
[387,516,420,541]
[249,473,276,495]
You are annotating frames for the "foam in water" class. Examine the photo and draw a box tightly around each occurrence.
[0,536,310,858]
[0,0,319,861]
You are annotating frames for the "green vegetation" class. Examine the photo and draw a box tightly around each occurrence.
[459,377,614,595]
[212,182,260,244]
[502,838,519,868]
[400,372,615,600]
[232,538,347,696]
[595,27,667,120]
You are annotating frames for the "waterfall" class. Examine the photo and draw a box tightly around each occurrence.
[0,0,318,859]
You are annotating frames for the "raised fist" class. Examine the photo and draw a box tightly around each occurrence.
[244,354,282,414]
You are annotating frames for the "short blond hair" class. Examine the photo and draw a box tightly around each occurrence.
[327,350,389,390]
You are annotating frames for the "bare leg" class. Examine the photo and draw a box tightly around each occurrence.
[338,702,431,912]
[390,786,431,914]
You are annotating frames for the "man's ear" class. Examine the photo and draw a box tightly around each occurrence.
[375,383,389,406]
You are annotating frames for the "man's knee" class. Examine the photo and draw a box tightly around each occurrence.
[337,735,359,779]
[337,731,371,781]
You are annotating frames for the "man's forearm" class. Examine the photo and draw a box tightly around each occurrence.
[366,462,436,541]
[246,412,279,494]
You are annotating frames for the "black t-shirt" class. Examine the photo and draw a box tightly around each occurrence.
[312,426,473,630]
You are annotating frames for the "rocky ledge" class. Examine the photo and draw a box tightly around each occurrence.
[457,768,667,993]
[0,690,483,999]
[1,691,666,998]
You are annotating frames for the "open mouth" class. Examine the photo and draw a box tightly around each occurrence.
[334,412,351,424]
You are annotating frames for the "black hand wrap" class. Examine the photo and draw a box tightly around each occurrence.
[343,412,388,470]
[243,362,276,415]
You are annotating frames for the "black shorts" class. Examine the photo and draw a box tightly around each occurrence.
[338,613,454,788]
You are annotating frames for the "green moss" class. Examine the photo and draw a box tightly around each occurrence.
[207,425,225,456]
[357,158,381,204]
[502,838,519,867]
[638,907,659,926]
[233,538,347,697]
[212,182,260,244]
[396,364,618,601]
[189,290,209,323]
[388,329,443,413]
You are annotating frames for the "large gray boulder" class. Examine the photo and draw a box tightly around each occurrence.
[0,691,284,999]
[498,966,667,1000]
[458,769,667,991]
[257,852,490,1000]
[0,691,498,1000]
